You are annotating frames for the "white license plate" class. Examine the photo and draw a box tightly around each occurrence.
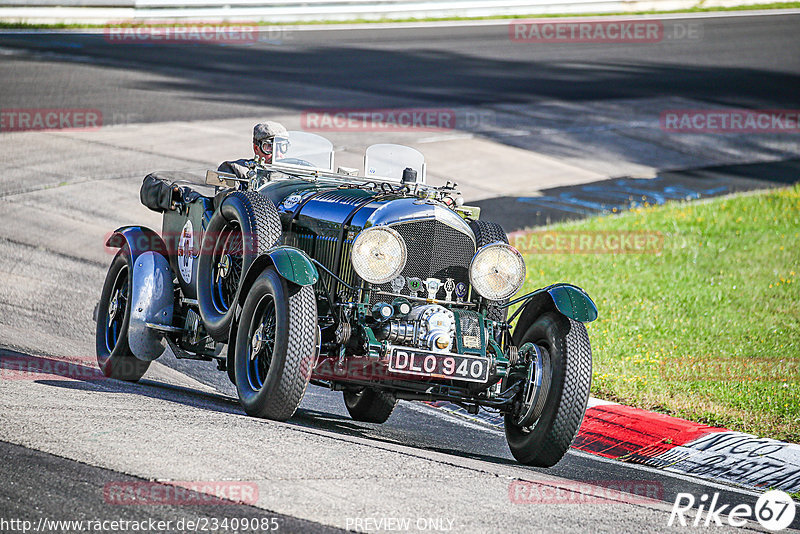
[387,347,490,383]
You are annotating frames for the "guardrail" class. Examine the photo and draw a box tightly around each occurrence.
[0,0,767,23]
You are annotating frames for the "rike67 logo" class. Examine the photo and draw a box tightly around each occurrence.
[669,490,796,531]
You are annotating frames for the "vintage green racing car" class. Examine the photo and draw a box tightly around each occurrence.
[95,132,598,467]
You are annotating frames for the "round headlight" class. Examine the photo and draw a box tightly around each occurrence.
[351,226,407,285]
[469,243,526,301]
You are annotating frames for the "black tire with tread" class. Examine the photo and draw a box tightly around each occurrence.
[234,267,317,421]
[198,191,281,341]
[504,312,592,467]
[343,388,398,424]
[95,248,151,381]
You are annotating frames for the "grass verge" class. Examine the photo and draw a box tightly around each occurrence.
[0,2,799,29]
[512,185,799,442]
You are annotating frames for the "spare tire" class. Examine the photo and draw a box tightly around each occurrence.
[197,191,281,341]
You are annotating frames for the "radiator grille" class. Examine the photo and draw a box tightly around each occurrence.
[294,232,357,301]
[294,218,474,305]
[370,219,474,303]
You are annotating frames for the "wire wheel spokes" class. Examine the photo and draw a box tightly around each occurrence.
[212,222,244,313]
[247,295,277,391]
[105,264,129,352]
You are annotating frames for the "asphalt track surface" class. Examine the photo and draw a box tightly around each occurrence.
[477,158,800,229]
[1,12,799,533]
[1,13,799,122]
[0,440,343,534]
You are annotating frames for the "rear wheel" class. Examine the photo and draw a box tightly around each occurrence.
[343,388,397,424]
[95,248,150,381]
[504,312,591,467]
[469,220,509,323]
[234,267,317,421]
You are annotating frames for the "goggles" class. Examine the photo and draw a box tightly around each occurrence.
[257,138,289,155]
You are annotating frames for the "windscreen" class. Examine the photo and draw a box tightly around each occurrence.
[364,144,426,182]
[272,131,334,170]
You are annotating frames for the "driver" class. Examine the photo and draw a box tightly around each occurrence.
[217,121,288,179]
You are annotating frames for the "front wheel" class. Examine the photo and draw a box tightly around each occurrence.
[504,312,592,467]
[95,248,151,381]
[234,267,317,421]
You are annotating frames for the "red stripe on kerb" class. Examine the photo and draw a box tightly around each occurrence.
[573,404,726,460]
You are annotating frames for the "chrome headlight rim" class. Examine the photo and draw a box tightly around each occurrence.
[468,242,526,301]
[351,225,408,285]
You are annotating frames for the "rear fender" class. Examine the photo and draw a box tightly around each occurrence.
[511,283,597,346]
[106,226,174,361]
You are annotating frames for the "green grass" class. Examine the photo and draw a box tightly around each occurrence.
[512,185,800,442]
[1,2,799,29]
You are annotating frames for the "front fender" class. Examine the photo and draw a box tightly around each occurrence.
[546,284,598,323]
[510,283,597,346]
[106,226,174,361]
[267,246,319,287]
[237,246,319,305]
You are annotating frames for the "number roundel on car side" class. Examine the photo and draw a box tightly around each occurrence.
[177,219,194,284]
